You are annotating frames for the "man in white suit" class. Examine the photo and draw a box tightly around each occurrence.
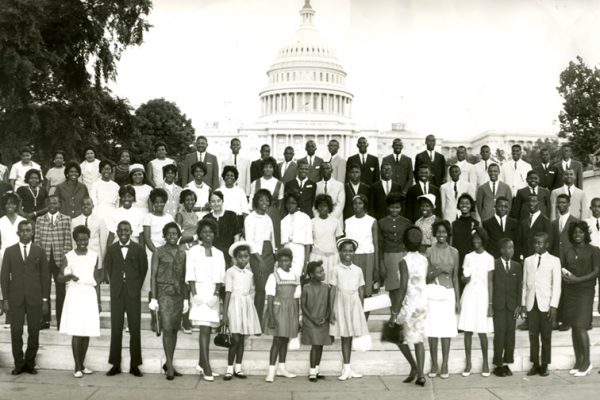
[500,144,532,195]
[550,169,588,220]
[221,138,251,196]
[585,197,600,247]
[521,231,560,377]
[441,164,476,221]
[313,162,345,227]
[327,139,346,184]
[469,145,493,189]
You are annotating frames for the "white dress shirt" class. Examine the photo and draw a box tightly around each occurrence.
[20,241,31,260]
[500,158,532,195]
[522,251,561,312]
[529,210,541,227]
[469,159,492,188]
[558,212,571,232]
[314,178,345,222]
[119,240,131,259]
[585,217,600,247]
[495,214,507,231]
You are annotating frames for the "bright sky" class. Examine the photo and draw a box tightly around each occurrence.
[110,0,600,139]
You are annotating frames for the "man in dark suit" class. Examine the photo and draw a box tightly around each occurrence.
[533,147,558,190]
[517,194,553,260]
[381,138,414,195]
[343,163,372,220]
[404,165,441,223]
[371,163,402,220]
[346,137,379,186]
[550,193,579,331]
[278,146,297,184]
[414,134,446,187]
[250,144,280,183]
[492,238,522,377]
[104,221,148,377]
[180,136,220,189]
[553,144,583,189]
[1,220,49,375]
[482,196,519,259]
[284,159,316,217]
[511,170,551,220]
[297,140,324,183]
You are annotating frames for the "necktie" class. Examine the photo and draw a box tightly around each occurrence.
[537,254,542,269]
[23,245,28,260]
[492,181,496,197]
[567,186,572,198]
[324,181,328,194]
[559,217,564,232]
[361,154,365,165]
[430,151,434,162]
[529,214,534,227]
[453,182,458,199]
[385,180,389,195]
[505,260,510,273]
[514,161,518,170]
[596,219,600,231]
[309,156,312,167]
[484,160,488,171]
[423,182,428,195]
[395,155,399,164]
[543,163,547,171]
[531,187,536,196]
[84,216,88,228]
[500,217,504,232]
[234,154,237,167]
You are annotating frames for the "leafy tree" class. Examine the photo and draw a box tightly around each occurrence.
[522,138,561,165]
[0,0,152,165]
[133,98,195,165]
[557,56,600,166]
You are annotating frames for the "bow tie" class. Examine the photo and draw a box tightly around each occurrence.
[120,244,129,248]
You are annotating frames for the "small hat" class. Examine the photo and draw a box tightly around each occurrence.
[228,241,253,258]
[276,247,293,260]
[129,163,145,175]
[417,193,436,209]
[336,237,359,251]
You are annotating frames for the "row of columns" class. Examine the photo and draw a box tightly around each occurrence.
[261,92,351,116]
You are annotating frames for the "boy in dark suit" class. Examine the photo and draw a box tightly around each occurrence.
[404,165,441,223]
[517,194,553,260]
[381,138,414,195]
[343,164,372,220]
[492,238,522,377]
[346,137,379,186]
[414,134,446,187]
[482,197,519,259]
[284,159,316,217]
[297,140,324,183]
[371,163,402,220]
[511,170,551,220]
[533,147,558,190]
[1,220,49,375]
[104,221,148,377]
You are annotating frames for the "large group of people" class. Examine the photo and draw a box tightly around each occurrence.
[0,135,598,386]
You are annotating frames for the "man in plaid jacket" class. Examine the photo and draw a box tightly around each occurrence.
[34,195,72,329]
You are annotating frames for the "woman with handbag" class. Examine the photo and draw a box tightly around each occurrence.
[458,227,494,377]
[425,220,459,379]
[186,219,225,381]
[392,226,428,387]
[149,222,188,380]
[222,241,262,381]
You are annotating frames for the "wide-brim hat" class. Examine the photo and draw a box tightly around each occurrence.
[417,193,436,209]
[336,237,358,251]
[129,163,145,175]
[228,241,253,258]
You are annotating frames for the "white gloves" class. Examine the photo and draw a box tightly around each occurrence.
[149,298,159,311]
[183,299,189,314]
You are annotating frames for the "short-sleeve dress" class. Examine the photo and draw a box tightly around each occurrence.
[425,244,459,338]
[458,251,494,333]
[415,215,438,249]
[186,245,226,327]
[262,269,300,338]
[132,184,153,215]
[329,263,369,338]
[309,215,342,284]
[143,213,175,291]
[155,245,187,331]
[225,266,262,335]
[399,252,429,345]
[301,282,333,346]
[281,211,313,277]
[561,244,600,328]
[59,250,100,337]
[344,215,376,296]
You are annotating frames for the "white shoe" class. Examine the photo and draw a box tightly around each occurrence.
[265,366,276,383]
[203,375,214,382]
[338,365,351,381]
[82,368,93,375]
[350,369,363,379]
[569,368,578,375]
[461,371,471,377]
[574,365,592,377]
[195,365,219,377]
[481,372,490,377]
[276,364,296,378]
[73,371,83,378]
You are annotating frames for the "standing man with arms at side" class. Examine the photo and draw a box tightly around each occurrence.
[533,147,558,190]
[284,159,316,218]
[104,221,148,377]
[346,137,380,186]
[550,169,588,220]
[511,170,551,220]
[221,138,251,196]
[553,144,583,189]
[381,138,414,195]
[250,144,280,183]
[440,164,476,222]
[482,197,519,259]
[469,145,493,189]
[313,162,345,227]
[370,163,402,220]
[181,136,220,189]
[500,144,532,196]
[1,220,49,375]
[476,163,512,222]
[298,140,323,184]
[279,146,297,184]
[414,134,446,187]
[327,139,346,183]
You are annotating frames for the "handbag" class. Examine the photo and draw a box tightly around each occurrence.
[381,322,404,344]
[288,335,301,351]
[214,325,232,348]
[148,291,161,337]
[425,279,450,301]
[363,293,392,312]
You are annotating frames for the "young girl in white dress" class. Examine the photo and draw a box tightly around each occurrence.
[458,226,494,377]
[330,238,370,381]
[184,162,212,219]
[130,164,153,215]
[280,192,313,278]
[89,160,119,227]
[186,219,225,381]
[58,225,101,378]
[223,242,262,381]
[310,194,343,284]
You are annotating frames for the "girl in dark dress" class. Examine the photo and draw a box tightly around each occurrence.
[451,193,479,290]
[114,149,132,187]
[301,261,332,382]
[561,221,600,377]
[202,190,242,268]
[17,169,48,220]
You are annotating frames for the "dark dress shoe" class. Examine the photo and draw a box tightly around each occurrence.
[539,365,549,377]
[234,371,247,379]
[316,373,325,380]
[493,367,506,377]
[558,324,570,332]
[106,366,122,376]
[40,322,50,330]
[503,365,513,376]
[415,377,426,387]
[130,366,143,377]
[11,367,24,375]
[526,365,539,376]
[166,373,174,381]
[403,372,417,383]
[518,321,529,331]
[25,366,37,375]
[162,363,182,377]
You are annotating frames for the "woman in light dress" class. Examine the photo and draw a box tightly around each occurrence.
[79,147,101,192]
[184,161,212,219]
[219,165,249,217]
[458,227,494,377]
[280,191,313,278]
[310,194,342,284]
[249,157,284,249]
[58,225,101,378]
[130,164,153,215]
[425,220,459,379]
[89,160,120,226]
[45,150,66,195]
[186,218,225,381]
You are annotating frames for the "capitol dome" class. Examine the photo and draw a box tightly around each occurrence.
[258,0,354,123]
